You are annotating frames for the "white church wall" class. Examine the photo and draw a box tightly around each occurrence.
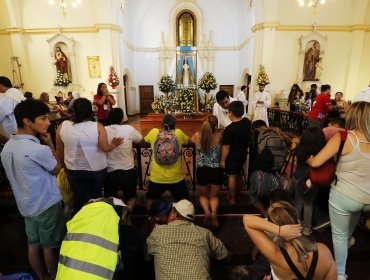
[0,36,14,80]
[357,32,370,94]
[21,32,109,98]
[269,31,353,98]
[276,0,355,26]
[213,51,239,95]
[21,1,97,28]
[130,0,242,48]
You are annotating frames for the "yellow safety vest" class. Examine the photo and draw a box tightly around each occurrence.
[56,202,119,280]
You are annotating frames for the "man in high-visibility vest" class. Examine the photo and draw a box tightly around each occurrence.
[57,197,129,280]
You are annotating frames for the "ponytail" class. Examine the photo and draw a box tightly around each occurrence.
[200,120,212,155]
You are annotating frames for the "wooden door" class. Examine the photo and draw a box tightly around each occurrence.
[139,85,154,114]
[219,85,234,97]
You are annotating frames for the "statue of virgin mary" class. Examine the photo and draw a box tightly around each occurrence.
[178,59,194,87]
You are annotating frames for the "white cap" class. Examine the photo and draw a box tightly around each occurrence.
[173,199,195,221]
[353,87,370,103]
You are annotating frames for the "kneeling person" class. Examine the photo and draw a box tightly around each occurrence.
[147,199,228,280]
[105,108,142,212]
[144,114,190,210]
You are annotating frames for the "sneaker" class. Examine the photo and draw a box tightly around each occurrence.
[337,274,348,280]
[348,236,355,249]
[312,219,331,232]
[303,227,313,236]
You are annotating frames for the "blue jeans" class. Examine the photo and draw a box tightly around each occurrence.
[67,169,107,213]
[329,188,370,275]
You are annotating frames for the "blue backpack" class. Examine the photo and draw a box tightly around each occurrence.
[153,125,180,165]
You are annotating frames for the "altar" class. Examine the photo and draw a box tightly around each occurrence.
[139,113,211,136]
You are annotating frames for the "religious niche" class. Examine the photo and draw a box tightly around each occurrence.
[303,40,321,81]
[47,32,80,91]
[177,11,196,46]
[176,47,197,89]
[53,43,71,86]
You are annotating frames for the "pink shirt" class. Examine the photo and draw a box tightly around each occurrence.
[322,127,345,141]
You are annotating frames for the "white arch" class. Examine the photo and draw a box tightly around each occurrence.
[169,1,204,47]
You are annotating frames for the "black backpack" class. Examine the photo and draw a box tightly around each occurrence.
[256,130,288,173]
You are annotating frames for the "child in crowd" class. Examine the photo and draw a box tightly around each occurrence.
[322,118,345,141]
[294,127,328,236]
[191,115,222,229]
[221,101,251,205]
[105,108,142,214]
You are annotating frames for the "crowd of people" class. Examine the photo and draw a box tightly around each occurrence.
[286,83,350,121]
[0,74,369,280]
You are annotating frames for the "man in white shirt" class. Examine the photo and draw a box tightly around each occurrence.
[253,84,271,126]
[237,85,248,115]
[213,90,246,128]
[105,107,142,211]
[0,76,26,144]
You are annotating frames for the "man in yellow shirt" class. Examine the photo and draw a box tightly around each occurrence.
[144,114,190,210]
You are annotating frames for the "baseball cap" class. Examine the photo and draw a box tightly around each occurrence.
[173,199,195,221]
[148,198,173,216]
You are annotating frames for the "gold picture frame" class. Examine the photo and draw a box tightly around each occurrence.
[87,56,101,78]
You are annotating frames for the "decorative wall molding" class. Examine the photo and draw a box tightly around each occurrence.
[251,22,370,33]
[0,24,122,35]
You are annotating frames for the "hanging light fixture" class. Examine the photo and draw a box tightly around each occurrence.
[297,0,326,14]
[49,0,82,17]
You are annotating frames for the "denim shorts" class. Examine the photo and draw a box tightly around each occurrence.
[24,201,65,248]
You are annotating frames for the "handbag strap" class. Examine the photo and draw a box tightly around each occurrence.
[333,131,348,185]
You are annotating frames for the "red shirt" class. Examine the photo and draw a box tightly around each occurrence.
[94,94,115,120]
[308,93,331,120]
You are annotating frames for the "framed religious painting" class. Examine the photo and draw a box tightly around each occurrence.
[87,56,101,78]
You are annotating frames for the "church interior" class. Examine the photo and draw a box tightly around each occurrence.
[1,0,370,279]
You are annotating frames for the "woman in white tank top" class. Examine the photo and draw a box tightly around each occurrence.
[56,98,123,213]
[307,101,370,279]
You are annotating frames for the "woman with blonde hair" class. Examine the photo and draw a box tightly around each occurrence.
[191,115,222,229]
[243,201,337,279]
[308,101,370,279]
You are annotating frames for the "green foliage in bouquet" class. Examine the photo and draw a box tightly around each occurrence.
[198,72,217,91]
[178,88,195,115]
[54,71,69,87]
[256,65,270,86]
[158,74,175,93]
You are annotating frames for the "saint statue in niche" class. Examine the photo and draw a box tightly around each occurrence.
[315,57,323,80]
[303,41,320,81]
[54,45,70,81]
[178,59,194,87]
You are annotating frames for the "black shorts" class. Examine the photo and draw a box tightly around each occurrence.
[225,160,245,175]
[196,167,223,186]
[147,180,188,201]
[104,169,137,200]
